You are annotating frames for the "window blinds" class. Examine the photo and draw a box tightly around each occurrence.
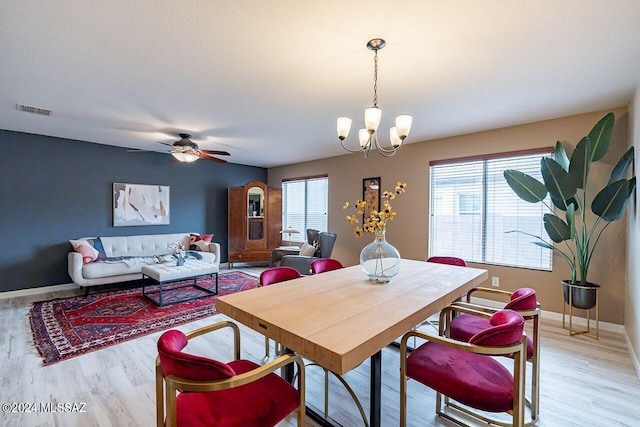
[282,176,328,243]
[429,152,553,270]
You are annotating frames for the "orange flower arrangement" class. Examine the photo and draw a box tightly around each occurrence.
[343,181,407,237]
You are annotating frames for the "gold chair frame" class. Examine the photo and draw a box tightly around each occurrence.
[448,286,541,424]
[400,306,527,427]
[155,321,306,427]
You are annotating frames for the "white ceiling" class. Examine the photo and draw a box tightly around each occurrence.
[2,1,640,167]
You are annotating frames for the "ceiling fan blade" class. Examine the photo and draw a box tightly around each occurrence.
[157,141,175,148]
[200,152,227,163]
[128,148,171,154]
[201,149,231,156]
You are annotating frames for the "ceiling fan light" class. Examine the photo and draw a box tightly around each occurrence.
[172,152,199,163]
[364,107,382,132]
[395,115,413,138]
[337,117,352,140]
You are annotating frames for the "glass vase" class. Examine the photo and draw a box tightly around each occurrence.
[176,258,185,266]
[360,230,400,284]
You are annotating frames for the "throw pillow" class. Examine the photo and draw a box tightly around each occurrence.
[69,240,99,264]
[189,240,211,252]
[299,242,317,257]
[76,245,98,264]
[86,237,107,259]
[190,233,214,243]
[69,239,89,249]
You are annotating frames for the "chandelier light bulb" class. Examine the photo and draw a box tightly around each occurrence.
[390,127,402,148]
[337,117,352,140]
[358,129,370,148]
[395,115,413,139]
[364,107,382,132]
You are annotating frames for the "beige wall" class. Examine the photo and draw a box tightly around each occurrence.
[269,108,629,324]
[626,88,640,361]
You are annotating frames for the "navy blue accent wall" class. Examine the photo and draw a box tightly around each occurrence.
[0,130,266,292]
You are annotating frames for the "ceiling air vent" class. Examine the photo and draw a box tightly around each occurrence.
[16,103,52,116]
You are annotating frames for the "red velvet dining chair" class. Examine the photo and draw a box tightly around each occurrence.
[445,287,541,423]
[310,258,344,274]
[426,256,467,266]
[400,309,527,427]
[259,266,301,359]
[156,321,305,427]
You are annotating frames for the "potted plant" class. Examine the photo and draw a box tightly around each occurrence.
[504,112,635,309]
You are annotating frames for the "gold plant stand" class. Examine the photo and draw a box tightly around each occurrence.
[562,282,599,340]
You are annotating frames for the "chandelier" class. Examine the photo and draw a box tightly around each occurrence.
[337,38,413,157]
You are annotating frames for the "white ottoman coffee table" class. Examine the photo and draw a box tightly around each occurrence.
[141,259,219,306]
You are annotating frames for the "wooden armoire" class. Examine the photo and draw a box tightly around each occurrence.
[227,181,282,267]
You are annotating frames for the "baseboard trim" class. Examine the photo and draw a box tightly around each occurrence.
[624,331,640,379]
[0,282,78,300]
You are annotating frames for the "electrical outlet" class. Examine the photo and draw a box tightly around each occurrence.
[492,277,500,287]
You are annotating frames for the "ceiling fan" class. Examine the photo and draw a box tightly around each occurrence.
[132,133,230,163]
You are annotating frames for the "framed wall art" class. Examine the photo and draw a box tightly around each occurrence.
[362,177,381,220]
[113,183,170,226]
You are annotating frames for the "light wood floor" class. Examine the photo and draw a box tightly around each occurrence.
[1,266,640,427]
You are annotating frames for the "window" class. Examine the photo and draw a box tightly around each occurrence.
[282,175,328,243]
[429,150,553,270]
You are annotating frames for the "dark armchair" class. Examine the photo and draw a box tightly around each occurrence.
[280,229,337,275]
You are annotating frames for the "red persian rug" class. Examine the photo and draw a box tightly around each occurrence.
[29,271,258,365]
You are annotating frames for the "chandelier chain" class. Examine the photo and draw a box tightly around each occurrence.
[373,49,379,107]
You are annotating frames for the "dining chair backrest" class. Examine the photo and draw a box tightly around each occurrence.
[158,330,235,381]
[259,266,301,286]
[311,258,344,274]
[469,309,525,347]
[505,287,537,311]
[426,256,467,267]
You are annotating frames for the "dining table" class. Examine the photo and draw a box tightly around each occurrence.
[216,258,488,427]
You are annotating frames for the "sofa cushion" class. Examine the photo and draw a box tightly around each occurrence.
[99,234,190,258]
[83,259,141,279]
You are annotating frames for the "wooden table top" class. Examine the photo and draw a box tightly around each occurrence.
[217,259,488,374]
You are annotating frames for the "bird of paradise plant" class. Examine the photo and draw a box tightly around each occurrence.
[504,112,635,287]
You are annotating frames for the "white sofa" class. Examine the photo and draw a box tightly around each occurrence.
[68,232,220,289]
